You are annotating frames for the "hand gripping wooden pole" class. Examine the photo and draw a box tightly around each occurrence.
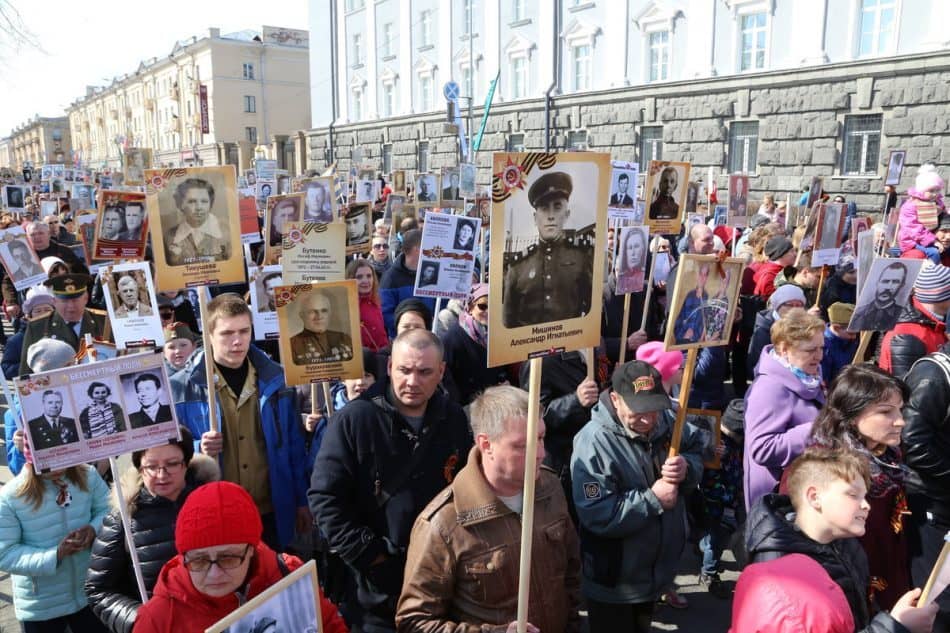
[197,287,219,434]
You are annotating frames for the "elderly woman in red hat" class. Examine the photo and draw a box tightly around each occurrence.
[133,481,347,633]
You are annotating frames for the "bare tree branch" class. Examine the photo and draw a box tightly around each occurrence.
[0,1,43,57]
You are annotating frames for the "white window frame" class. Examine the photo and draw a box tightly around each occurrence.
[242,62,255,80]
[639,125,663,170]
[852,0,900,58]
[243,95,256,113]
[417,140,429,172]
[513,0,526,21]
[507,132,526,152]
[245,126,257,144]
[728,120,759,175]
[420,10,433,47]
[415,58,437,112]
[841,114,882,176]
[726,0,773,73]
[511,56,528,99]
[350,75,367,122]
[382,143,393,175]
[572,44,591,91]
[504,35,534,100]
[634,2,682,83]
[648,31,670,82]
[382,22,394,57]
[561,19,600,92]
[380,67,398,117]
[353,33,363,66]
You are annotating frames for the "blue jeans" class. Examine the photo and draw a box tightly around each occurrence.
[915,244,942,264]
[699,523,730,576]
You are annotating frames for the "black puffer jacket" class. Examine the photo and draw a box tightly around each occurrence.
[902,349,950,528]
[84,455,219,633]
[744,494,910,633]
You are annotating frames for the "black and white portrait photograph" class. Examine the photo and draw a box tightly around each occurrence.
[257,270,282,313]
[805,176,823,210]
[848,258,923,332]
[816,202,847,252]
[609,163,638,208]
[615,225,649,295]
[384,194,407,224]
[93,191,149,260]
[299,177,335,223]
[72,378,127,440]
[885,150,907,186]
[125,148,152,185]
[441,166,461,205]
[392,169,406,193]
[345,204,372,255]
[415,173,439,203]
[355,172,377,204]
[111,271,154,319]
[685,181,700,215]
[418,260,440,287]
[644,160,691,235]
[453,218,478,251]
[102,262,164,350]
[25,389,80,450]
[121,371,174,430]
[256,180,275,209]
[70,184,95,210]
[728,174,749,219]
[459,163,477,199]
[249,266,282,340]
[286,285,354,366]
[3,185,27,210]
[0,230,45,290]
[264,193,304,265]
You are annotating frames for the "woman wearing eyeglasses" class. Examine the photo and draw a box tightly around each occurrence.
[85,427,218,633]
[439,283,510,406]
[0,444,111,632]
[132,481,347,633]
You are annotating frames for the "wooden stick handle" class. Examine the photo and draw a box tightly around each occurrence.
[668,347,698,458]
[197,288,219,434]
[618,293,632,367]
[586,348,595,383]
[517,357,543,633]
[311,383,319,416]
[814,267,826,310]
[110,456,149,604]
[920,537,950,605]
[852,331,873,364]
[640,236,660,332]
[322,382,334,417]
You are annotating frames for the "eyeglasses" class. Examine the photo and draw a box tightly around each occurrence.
[372,243,389,249]
[184,544,252,573]
[141,460,185,476]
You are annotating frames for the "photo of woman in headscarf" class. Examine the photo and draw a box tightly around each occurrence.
[615,226,648,294]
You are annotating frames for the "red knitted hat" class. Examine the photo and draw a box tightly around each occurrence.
[175,481,262,554]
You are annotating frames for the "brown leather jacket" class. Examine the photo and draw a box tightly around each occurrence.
[396,446,581,633]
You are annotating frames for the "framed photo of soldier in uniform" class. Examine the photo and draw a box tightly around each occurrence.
[275,280,364,385]
[392,170,406,194]
[644,160,691,235]
[885,150,906,187]
[488,151,609,367]
[414,173,439,203]
[145,166,244,291]
[124,148,152,186]
[100,261,163,350]
[344,203,372,255]
[263,193,305,265]
[440,166,462,207]
[664,254,744,352]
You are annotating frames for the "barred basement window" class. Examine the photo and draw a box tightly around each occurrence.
[567,130,588,150]
[507,133,525,152]
[841,114,882,176]
[382,143,392,175]
[639,126,663,170]
[417,141,429,172]
[728,121,759,174]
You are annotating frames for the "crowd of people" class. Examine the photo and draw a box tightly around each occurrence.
[0,162,947,633]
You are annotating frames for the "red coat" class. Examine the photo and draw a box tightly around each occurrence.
[730,554,855,633]
[879,297,946,374]
[752,262,784,298]
[359,293,389,352]
[133,542,348,633]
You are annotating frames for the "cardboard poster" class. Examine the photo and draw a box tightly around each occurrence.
[615,225,649,294]
[249,265,282,340]
[280,222,346,285]
[16,353,180,472]
[70,184,96,210]
[488,151,609,367]
[459,163,477,199]
[392,169,407,194]
[644,160,691,235]
[665,254,745,351]
[76,213,112,274]
[256,180,276,209]
[812,202,847,266]
[100,262,163,350]
[727,174,750,228]
[415,173,440,204]
[206,560,322,633]
[256,159,277,181]
[414,213,481,300]
[239,187,262,245]
[885,150,906,187]
[39,200,58,219]
[848,258,923,332]
[295,177,337,223]
[263,193,305,265]
[440,166,462,207]
[856,229,875,297]
[145,166,244,290]
[608,161,639,210]
[384,194,408,225]
[344,203,372,255]
[0,226,46,291]
[124,148,153,186]
[275,280,363,385]
[93,190,148,260]
[354,172,378,204]
[3,185,29,211]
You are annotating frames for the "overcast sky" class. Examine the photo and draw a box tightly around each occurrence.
[0,0,309,135]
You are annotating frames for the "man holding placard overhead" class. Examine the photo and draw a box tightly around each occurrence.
[503,171,593,328]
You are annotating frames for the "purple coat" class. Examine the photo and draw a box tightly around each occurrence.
[743,346,825,510]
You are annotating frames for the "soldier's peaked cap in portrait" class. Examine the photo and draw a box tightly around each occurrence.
[44,273,93,299]
[528,171,573,208]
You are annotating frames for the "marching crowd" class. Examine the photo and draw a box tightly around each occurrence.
[0,162,949,633]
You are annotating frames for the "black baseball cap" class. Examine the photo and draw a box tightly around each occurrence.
[611,361,672,414]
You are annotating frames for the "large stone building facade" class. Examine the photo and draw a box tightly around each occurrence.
[65,26,311,174]
[305,0,950,211]
[8,117,71,171]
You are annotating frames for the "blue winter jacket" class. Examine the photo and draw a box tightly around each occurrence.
[821,326,858,385]
[571,392,704,604]
[379,253,436,338]
[170,346,308,548]
[4,406,25,476]
[0,464,110,621]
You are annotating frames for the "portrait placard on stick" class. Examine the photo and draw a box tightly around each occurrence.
[3,185,28,211]
[440,166,462,207]
[295,177,337,223]
[885,150,907,187]
[459,163,477,199]
[812,202,847,266]
[644,160,691,235]
[392,169,406,194]
[615,226,649,294]
[124,148,152,186]
[276,280,363,385]
[856,229,875,297]
[264,193,305,265]
[344,203,372,255]
[384,194,408,225]
[608,161,638,210]
[415,173,440,204]
[414,213,481,299]
[101,263,162,349]
[205,560,323,633]
[93,191,148,260]
[727,174,750,228]
[0,227,46,290]
[664,254,744,351]
[280,222,346,285]
[249,265,282,340]
[488,151,609,367]
[145,166,244,290]
[16,353,180,472]
[848,258,923,332]
[256,159,277,181]
[76,213,112,274]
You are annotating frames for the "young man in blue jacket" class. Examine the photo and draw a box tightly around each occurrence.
[170,293,310,551]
